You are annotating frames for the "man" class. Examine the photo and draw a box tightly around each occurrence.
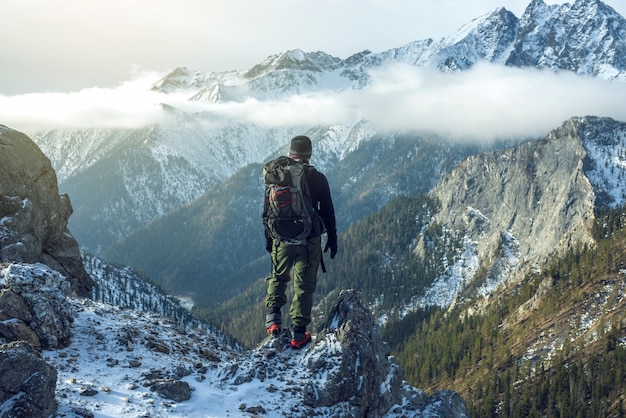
[263,135,337,348]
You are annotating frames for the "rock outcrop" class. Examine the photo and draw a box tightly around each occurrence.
[223,289,469,417]
[0,125,94,297]
[415,117,619,299]
[0,341,58,418]
[0,263,74,349]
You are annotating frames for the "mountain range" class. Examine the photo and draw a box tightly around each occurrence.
[32,0,626,256]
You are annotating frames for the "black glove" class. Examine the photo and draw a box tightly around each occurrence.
[265,237,273,253]
[324,234,337,259]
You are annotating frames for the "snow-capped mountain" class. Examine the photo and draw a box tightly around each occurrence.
[153,0,625,101]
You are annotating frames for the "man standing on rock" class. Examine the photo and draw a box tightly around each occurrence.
[263,135,337,348]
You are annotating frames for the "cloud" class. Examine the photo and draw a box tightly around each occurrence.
[0,71,168,131]
[1,63,625,142]
[350,62,626,141]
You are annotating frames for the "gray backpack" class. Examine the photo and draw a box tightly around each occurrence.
[263,156,314,245]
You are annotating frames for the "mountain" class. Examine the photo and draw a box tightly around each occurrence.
[414,116,626,311]
[32,0,626,259]
[205,116,626,341]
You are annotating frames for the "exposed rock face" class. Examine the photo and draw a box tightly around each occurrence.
[0,341,58,418]
[0,263,74,349]
[303,290,405,413]
[0,125,94,297]
[416,117,604,295]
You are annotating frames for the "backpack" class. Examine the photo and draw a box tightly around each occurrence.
[263,156,314,245]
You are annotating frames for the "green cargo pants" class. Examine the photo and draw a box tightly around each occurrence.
[266,235,322,330]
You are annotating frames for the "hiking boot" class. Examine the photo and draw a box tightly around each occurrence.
[290,329,311,349]
[266,323,282,336]
[265,310,282,336]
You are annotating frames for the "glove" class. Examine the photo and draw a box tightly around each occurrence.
[265,237,273,253]
[324,234,337,259]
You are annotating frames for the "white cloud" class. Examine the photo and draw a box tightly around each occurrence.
[346,62,626,140]
[2,63,625,141]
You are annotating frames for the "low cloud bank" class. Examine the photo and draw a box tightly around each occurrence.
[1,63,625,141]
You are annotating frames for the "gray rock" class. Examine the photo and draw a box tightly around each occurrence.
[0,289,32,322]
[150,380,192,402]
[0,125,94,297]
[0,341,57,418]
[303,289,468,417]
[1,263,74,349]
[0,318,41,348]
[417,117,605,300]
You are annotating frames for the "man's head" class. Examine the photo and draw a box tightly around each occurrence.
[289,135,312,161]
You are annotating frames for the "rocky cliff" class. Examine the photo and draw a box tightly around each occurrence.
[418,116,625,303]
[0,125,94,297]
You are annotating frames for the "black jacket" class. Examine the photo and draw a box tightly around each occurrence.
[305,165,336,239]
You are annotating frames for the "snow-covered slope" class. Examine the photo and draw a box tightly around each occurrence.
[9,259,466,418]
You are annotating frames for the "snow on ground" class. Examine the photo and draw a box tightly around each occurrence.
[44,298,250,418]
[43,297,416,418]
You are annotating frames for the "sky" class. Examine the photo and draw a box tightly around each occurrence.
[1,0,626,140]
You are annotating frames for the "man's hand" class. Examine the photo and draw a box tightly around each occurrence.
[324,234,337,259]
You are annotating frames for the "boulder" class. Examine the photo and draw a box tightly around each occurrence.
[150,380,192,402]
[0,125,94,297]
[0,341,57,418]
[303,289,469,417]
[1,263,74,349]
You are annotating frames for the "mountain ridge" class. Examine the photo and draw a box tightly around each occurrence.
[32,0,626,258]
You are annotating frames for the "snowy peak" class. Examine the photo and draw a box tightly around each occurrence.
[433,6,520,69]
[151,66,242,94]
[244,49,342,77]
[508,0,626,79]
[190,49,350,103]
